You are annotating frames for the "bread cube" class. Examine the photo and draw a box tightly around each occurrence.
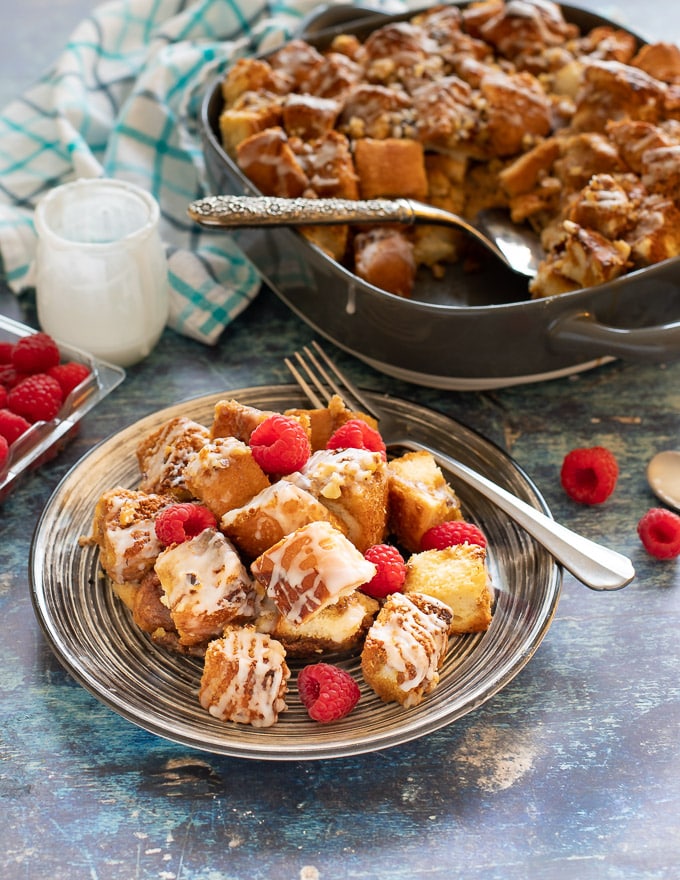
[387,450,462,553]
[403,543,494,634]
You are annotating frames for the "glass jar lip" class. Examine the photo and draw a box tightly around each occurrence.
[34,177,161,250]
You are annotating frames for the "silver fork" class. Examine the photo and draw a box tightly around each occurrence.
[285,342,635,592]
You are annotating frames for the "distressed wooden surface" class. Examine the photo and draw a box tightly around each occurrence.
[2,2,680,879]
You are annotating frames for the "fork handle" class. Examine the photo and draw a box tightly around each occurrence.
[398,439,635,591]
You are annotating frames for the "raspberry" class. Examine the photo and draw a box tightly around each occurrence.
[154,503,217,546]
[361,543,406,599]
[326,419,387,460]
[0,409,31,444]
[0,386,6,409]
[48,362,92,397]
[249,414,311,475]
[0,364,27,389]
[297,663,360,723]
[420,520,487,551]
[0,435,8,470]
[0,342,14,364]
[560,446,618,504]
[637,508,680,559]
[12,332,60,374]
[8,374,63,423]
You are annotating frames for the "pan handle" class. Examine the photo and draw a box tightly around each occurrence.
[549,310,680,361]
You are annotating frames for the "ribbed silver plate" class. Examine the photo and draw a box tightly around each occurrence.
[29,386,561,760]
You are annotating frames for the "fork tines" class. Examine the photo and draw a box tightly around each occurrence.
[285,341,378,419]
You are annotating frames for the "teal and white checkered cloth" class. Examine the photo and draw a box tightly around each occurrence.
[0,0,409,345]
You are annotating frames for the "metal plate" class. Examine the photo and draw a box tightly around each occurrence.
[30,386,561,760]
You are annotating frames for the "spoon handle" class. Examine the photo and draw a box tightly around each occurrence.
[188,194,514,271]
[188,194,416,227]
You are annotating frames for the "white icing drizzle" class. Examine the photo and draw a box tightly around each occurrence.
[252,521,376,625]
[155,529,255,620]
[199,628,289,727]
[368,593,450,707]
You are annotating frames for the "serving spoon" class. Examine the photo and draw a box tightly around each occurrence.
[647,450,680,510]
[187,195,542,278]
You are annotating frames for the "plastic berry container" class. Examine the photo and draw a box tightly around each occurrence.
[0,315,125,502]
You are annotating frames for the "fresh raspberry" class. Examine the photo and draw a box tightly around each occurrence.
[7,374,63,423]
[249,414,311,475]
[12,332,60,374]
[297,663,360,723]
[0,435,8,469]
[154,503,217,546]
[560,446,619,504]
[0,342,14,364]
[361,543,407,599]
[0,385,6,409]
[0,409,31,444]
[420,520,487,551]
[637,508,680,559]
[0,364,27,389]
[326,419,387,460]
[48,362,92,397]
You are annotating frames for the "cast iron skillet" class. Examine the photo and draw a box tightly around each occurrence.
[200,2,680,389]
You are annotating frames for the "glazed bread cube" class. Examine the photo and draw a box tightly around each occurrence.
[361,591,451,707]
[155,528,257,647]
[136,416,209,501]
[251,520,376,626]
[199,626,289,727]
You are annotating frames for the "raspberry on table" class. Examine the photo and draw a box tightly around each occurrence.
[297,663,361,723]
[560,445,619,504]
[361,543,406,599]
[326,418,387,460]
[249,414,311,475]
[154,503,217,546]
[48,362,92,397]
[0,342,14,364]
[0,409,31,444]
[420,520,487,551]
[12,332,60,374]
[7,374,64,423]
[0,435,8,470]
[637,508,680,559]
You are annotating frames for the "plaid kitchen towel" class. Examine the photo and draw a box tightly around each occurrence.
[0,0,408,346]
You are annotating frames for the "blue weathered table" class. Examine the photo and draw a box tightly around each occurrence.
[2,2,679,878]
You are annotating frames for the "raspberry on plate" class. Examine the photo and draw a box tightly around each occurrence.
[12,332,60,374]
[560,445,619,504]
[155,503,217,546]
[637,508,680,559]
[0,409,31,444]
[326,418,387,460]
[249,414,311,475]
[48,362,92,397]
[420,520,487,551]
[361,543,407,599]
[7,374,64,423]
[298,663,361,723]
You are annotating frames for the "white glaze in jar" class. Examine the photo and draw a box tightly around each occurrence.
[34,177,169,367]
